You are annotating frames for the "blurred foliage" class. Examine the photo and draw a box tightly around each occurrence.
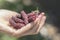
[18,34,47,40]
[0,0,38,12]
[0,0,47,40]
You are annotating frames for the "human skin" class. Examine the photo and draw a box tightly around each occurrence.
[0,9,46,38]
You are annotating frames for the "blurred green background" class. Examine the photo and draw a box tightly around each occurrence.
[0,0,39,12]
[0,0,46,40]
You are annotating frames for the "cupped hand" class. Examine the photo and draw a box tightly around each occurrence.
[0,9,46,38]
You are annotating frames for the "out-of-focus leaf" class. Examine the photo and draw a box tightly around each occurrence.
[1,35,17,40]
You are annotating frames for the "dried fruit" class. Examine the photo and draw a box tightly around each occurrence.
[9,18,17,27]
[21,11,28,24]
[12,16,24,23]
[28,14,37,22]
[14,23,25,29]
[16,14,21,18]
[9,11,39,29]
[28,13,35,17]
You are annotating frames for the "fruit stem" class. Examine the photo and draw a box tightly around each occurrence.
[34,7,39,14]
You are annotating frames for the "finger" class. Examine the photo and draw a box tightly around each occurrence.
[13,23,34,37]
[34,12,45,31]
[36,16,46,33]
[31,13,45,32]
[34,12,44,24]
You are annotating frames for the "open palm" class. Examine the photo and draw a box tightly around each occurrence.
[0,9,46,38]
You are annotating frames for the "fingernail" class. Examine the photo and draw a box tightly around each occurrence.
[41,12,45,15]
[38,12,45,17]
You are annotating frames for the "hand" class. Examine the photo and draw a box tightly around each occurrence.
[0,9,18,35]
[0,9,46,38]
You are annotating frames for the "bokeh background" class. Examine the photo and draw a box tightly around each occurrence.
[0,0,60,40]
